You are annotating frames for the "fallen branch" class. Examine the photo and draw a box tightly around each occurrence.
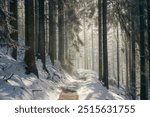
[4,74,14,82]
[32,89,42,93]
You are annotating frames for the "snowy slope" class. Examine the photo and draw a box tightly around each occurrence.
[0,51,61,100]
[0,51,131,100]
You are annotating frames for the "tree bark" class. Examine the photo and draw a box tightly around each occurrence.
[35,0,39,55]
[125,41,129,92]
[38,0,47,71]
[24,0,38,77]
[102,0,109,89]
[49,0,57,65]
[147,0,150,99]
[10,0,18,60]
[139,0,148,99]
[58,0,65,65]
[91,24,94,70]
[116,24,120,88]
[130,12,136,100]
[83,15,87,69]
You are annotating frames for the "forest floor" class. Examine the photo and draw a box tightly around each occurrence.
[0,49,131,100]
[58,86,79,100]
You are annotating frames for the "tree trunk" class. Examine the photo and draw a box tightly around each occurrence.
[91,24,94,70]
[10,0,18,60]
[98,0,103,81]
[0,0,11,45]
[45,1,49,54]
[147,0,150,99]
[49,0,57,65]
[139,0,147,100]
[58,0,65,65]
[102,0,109,89]
[38,0,47,71]
[35,0,39,56]
[130,14,136,100]
[24,0,38,77]
[125,41,129,92]
[64,1,68,65]
[116,24,120,88]
[83,15,87,69]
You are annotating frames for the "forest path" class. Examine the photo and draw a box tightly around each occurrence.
[58,86,79,100]
[58,71,86,100]
[58,78,86,100]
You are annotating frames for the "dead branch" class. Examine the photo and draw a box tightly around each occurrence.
[32,89,43,93]
[4,73,14,82]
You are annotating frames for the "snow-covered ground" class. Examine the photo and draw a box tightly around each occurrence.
[0,50,131,100]
[0,51,62,100]
[64,70,131,100]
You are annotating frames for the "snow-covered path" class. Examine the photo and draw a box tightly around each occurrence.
[60,70,130,100]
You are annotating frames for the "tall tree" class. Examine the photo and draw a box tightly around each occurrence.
[0,0,11,45]
[10,0,18,59]
[35,0,39,55]
[58,0,65,65]
[147,0,150,99]
[91,24,94,70]
[38,0,47,71]
[125,40,129,91]
[98,0,103,81]
[49,0,57,64]
[116,23,120,88]
[102,0,109,89]
[130,7,136,100]
[139,0,147,99]
[83,14,87,69]
[24,0,38,77]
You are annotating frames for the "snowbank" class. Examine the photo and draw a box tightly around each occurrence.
[0,51,61,100]
[73,69,131,100]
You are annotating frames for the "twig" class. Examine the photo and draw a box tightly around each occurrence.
[4,73,14,82]
[2,75,6,80]
[32,90,42,92]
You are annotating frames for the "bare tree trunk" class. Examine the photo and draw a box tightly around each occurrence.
[102,0,109,89]
[83,15,87,69]
[139,0,148,99]
[125,41,129,92]
[49,0,57,65]
[130,13,136,99]
[38,0,47,71]
[10,0,18,60]
[98,0,103,81]
[58,0,65,65]
[116,24,120,88]
[147,0,150,99]
[24,0,38,77]
[35,0,39,55]
[91,24,94,70]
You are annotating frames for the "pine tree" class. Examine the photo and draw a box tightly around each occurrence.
[139,0,147,99]
[38,0,47,71]
[58,0,65,65]
[130,6,136,100]
[10,0,18,59]
[102,0,109,89]
[24,0,38,77]
[98,0,103,81]
[147,0,150,99]
[49,0,57,64]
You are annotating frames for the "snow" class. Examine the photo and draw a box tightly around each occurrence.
[0,50,131,100]
[0,51,61,100]
[65,69,131,100]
